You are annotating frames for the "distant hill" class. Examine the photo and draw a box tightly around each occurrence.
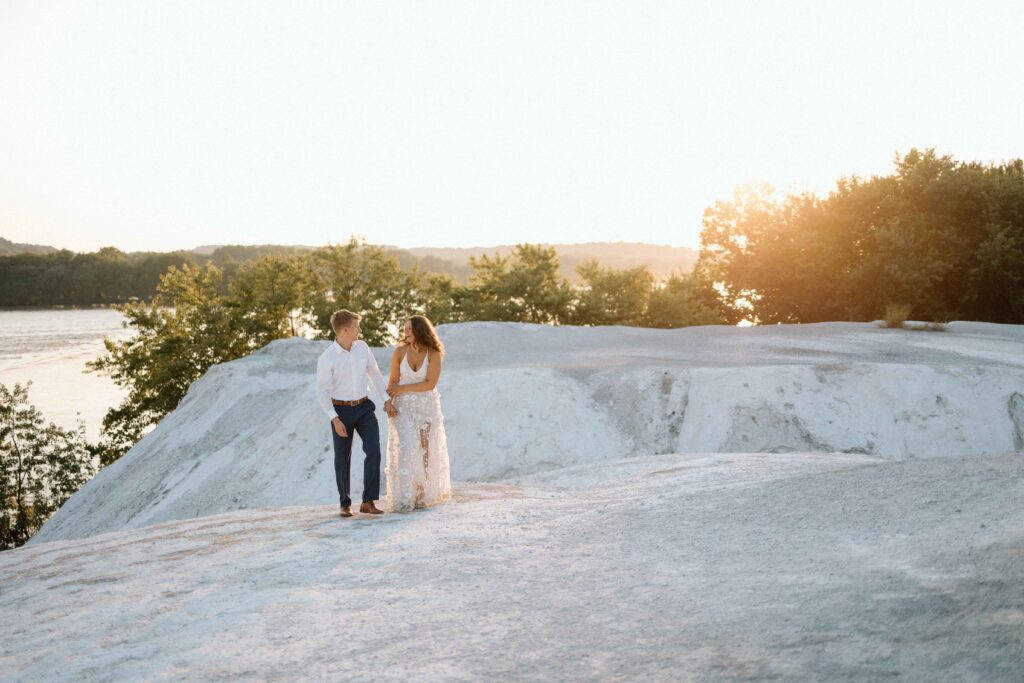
[187,243,471,281]
[0,236,59,255]
[189,241,699,283]
[404,242,699,283]
[189,244,319,256]
[0,238,698,305]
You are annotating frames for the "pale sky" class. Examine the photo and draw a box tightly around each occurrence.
[1,0,1022,253]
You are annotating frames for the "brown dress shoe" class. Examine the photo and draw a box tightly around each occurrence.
[360,501,384,515]
[339,506,353,518]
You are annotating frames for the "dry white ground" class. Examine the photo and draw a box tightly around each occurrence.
[5,321,1024,681]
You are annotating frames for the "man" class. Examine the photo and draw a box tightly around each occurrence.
[315,309,396,517]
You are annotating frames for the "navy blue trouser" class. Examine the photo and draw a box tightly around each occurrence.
[331,399,381,507]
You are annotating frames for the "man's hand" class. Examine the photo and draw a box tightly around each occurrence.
[383,400,398,417]
[332,417,347,438]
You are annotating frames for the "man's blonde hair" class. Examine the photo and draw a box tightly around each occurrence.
[330,309,361,334]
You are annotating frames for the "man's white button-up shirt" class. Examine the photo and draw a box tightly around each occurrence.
[315,339,389,423]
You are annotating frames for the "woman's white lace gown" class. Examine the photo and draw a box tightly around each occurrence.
[384,352,452,512]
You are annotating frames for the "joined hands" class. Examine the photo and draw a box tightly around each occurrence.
[383,391,399,418]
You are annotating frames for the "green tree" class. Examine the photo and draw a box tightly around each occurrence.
[303,238,422,345]
[697,149,1024,324]
[88,263,271,464]
[570,259,654,326]
[413,272,466,325]
[697,182,779,324]
[230,254,310,339]
[1,382,97,549]
[0,248,197,306]
[644,267,728,328]
[462,244,572,324]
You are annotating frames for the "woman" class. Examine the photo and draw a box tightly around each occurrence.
[383,314,452,512]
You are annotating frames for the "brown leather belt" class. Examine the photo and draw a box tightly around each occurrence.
[332,396,368,406]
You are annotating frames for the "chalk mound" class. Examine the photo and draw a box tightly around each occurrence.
[31,321,1024,543]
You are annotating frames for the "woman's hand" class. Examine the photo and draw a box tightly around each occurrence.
[387,384,403,398]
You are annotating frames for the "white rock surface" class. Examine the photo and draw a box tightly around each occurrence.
[3,450,1022,681]
[30,321,1024,544]
[6,321,1024,680]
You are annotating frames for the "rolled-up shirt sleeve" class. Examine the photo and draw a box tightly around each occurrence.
[315,352,336,422]
[365,343,389,402]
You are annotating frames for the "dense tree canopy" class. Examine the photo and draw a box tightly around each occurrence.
[698,149,1024,324]
[0,248,197,306]
[461,244,573,324]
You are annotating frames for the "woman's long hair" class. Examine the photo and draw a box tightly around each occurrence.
[401,314,445,355]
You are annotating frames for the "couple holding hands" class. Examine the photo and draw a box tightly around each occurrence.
[315,309,451,517]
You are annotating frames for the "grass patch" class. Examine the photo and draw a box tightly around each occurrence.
[881,302,911,328]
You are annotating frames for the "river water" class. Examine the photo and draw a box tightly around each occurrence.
[0,309,132,441]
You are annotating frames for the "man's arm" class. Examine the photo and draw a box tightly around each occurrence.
[315,352,337,423]
[364,343,390,403]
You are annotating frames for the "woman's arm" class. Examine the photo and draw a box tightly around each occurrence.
[387,346,404,392]
[390,350,442,394]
